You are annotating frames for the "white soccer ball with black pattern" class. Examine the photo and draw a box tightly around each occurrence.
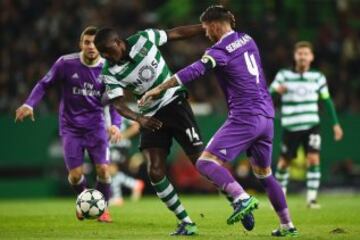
[76,189,106,219]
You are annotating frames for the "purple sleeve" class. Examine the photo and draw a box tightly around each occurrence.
[176,60,207,85]
[25,57,63,107]
[109,105,122,127]
[176,48,227,85]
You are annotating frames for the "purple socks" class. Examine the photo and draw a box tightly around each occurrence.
[196,159,246,200]
[259,175,291,224]
[96,176,111,203]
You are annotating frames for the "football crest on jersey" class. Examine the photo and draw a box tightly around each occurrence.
[138,65,155,82]
[139,47,149,57]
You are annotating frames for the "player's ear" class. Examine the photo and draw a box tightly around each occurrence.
[79,40,83,51]
[309,51,315,62]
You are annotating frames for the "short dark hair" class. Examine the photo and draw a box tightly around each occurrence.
[294,41,313,52]
[94,27,119,50]
[80,26,97,41]
[200,5,235,28]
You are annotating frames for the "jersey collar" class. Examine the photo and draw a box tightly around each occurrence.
[217,30,235,44]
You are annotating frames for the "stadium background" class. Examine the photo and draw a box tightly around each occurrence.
[1,0,360,198]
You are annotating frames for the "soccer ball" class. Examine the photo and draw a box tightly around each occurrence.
[76,189,106,219]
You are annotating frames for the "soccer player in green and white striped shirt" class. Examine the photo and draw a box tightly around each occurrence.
[94,26,205,235]
[269,41,343,209]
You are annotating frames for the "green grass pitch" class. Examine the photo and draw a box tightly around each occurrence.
[0,194,359,239]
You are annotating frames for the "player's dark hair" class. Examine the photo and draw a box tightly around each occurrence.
[94,27,119,50]
[80,26,97,41]
[200,5,235,28]
[294,41,313,52]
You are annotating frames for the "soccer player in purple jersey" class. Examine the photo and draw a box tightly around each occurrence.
[15,26,121,223]
[140,6,298,236]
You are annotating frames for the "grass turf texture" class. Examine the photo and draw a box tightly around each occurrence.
[0,194,359,239]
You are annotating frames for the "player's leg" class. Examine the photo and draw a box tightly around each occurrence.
[110,147,144,202]
[275,130,300,195]
[108,163,124,206]
[195,116,259,230]
[196,151,257,229]
[62,133,87,220]
[248,116,298,237]
[86,129,112,222]
[275,157,290,194]
[68,166,87,194]
[140,112,196,236]
[304,126,322,208]
[143,148,196,235]
[62,134,87,194]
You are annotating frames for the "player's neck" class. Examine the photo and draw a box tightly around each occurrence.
[80,52,101,67]
[216,26,233,42]
[295,65,310,73]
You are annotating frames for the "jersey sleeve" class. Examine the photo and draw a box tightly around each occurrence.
[99,62,124,101]
[317,74,330,99]
[25,57,64,108]
[142,29,168,46]
[109,104,122,127]
[175,48,227,85]
[269,70,285,93]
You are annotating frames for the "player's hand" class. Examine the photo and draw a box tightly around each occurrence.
[108,125,122,143]
[333,124,343,141]
[276,85,287,95]
[137,115,163,131]
[15,105,35,123]
[138,87,162,107]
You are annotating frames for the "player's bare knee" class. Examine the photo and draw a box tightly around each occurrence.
[147,161,165,182]
[252,166,272,179]
[95,164,110,179]
[68,166,83,183]
[277,157,289,169]
[148,166,165,182]
[307,153,320,166]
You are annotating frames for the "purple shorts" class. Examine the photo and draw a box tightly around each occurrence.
[205,115,274,168]
[62,129,109,170]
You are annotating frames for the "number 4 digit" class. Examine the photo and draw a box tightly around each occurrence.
[244,51,259,84]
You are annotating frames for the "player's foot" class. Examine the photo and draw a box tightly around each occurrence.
[227,196,259,226]
[109,197,124,206]
[97,209,113,223]
[307,200,321,209]
[170,221,198,236]
[76,210,84,221]
[131,180,145,201]
[230,200,255,231]
[271,227,299,237]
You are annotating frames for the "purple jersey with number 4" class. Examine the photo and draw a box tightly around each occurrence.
[175,31,274,165]
[176,31,274,118]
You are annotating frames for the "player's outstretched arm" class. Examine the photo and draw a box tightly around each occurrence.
[140,56,212,106]
[111,96,162,131]
[15,57,63,123]
[139,77,179,107]
[166,24,204,41]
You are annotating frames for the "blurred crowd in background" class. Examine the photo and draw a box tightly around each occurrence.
[1,0,360,114]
